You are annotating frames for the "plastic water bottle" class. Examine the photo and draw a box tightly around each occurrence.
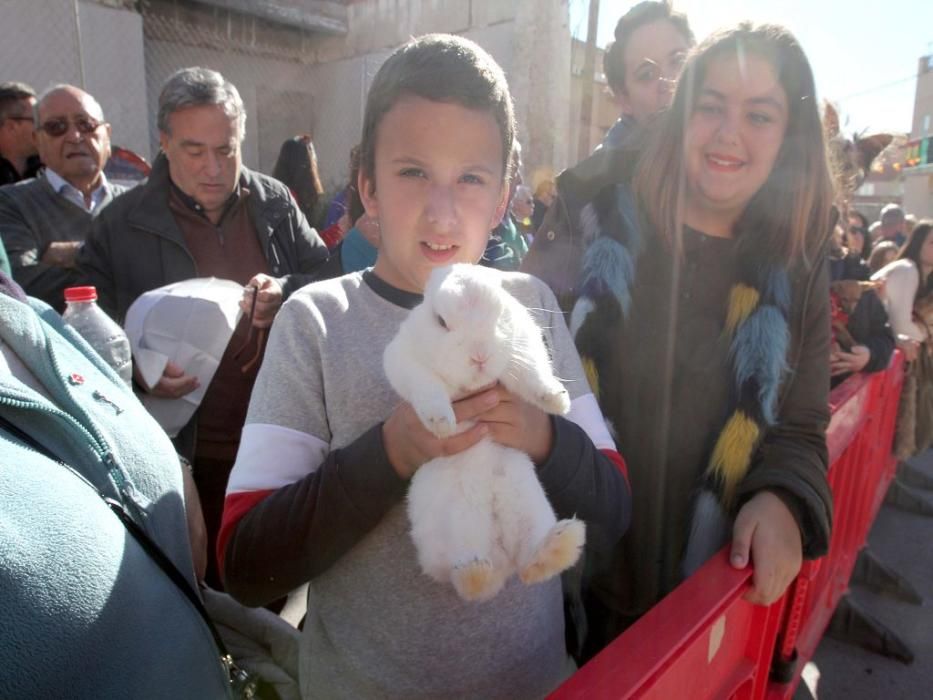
[62,286,133,386]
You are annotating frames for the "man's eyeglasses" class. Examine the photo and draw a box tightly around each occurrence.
[38,116,107,138]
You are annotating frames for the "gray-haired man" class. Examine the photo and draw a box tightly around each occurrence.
[78,67,328,587]
[878,203,907,248]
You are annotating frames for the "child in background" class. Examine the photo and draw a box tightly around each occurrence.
[218,34,631,698]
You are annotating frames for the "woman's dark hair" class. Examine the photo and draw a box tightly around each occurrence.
[273,135,324,223]
[898,219,933,300]
[846,224,872,261]
[604,1,693,96]
[849,210,869,230]
[634,23,834,264]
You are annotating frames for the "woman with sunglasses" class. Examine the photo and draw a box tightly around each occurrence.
[832,223,871,282]
[846,210,873,261]
[525,23,834,658]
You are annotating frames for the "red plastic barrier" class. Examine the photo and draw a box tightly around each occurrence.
[550,353,905,700]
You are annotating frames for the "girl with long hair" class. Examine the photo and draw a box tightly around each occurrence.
[524,23,835,657]
[873,221,933,456]
[272,135,325,228]
[872,221,933,351]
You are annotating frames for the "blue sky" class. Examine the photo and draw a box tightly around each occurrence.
[570,0,933,136]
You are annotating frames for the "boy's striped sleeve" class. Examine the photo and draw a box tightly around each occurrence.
[218,422,407,607]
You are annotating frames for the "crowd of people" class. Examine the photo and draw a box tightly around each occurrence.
[0,1,930,698]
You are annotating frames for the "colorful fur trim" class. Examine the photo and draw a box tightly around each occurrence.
[724,284,760,336]
[581,356,600,399]
[707,411,761,506]
[570,184,791,511]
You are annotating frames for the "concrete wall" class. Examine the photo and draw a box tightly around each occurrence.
[78,1,149,158]
[509,0,571,185]
[143,38,319,172]
[304,0,571,187]
[569,39,617,164]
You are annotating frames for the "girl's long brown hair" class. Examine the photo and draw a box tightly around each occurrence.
[898,220,933,301]
[633,23,835,265]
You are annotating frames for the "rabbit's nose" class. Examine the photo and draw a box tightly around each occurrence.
[470,353,488,369]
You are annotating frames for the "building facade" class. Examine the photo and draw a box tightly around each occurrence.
[904,54,933,218]
[0,0,572,192]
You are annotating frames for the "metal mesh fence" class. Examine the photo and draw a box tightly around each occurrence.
[0,0,377,199]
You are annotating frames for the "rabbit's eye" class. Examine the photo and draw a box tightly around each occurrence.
[436,314,449,330]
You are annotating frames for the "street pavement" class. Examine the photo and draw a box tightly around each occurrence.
[806,449,933,699]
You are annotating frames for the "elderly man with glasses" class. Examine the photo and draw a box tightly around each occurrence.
[0,84,124,310]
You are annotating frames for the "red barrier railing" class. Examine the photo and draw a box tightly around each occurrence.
[551,353,905,700]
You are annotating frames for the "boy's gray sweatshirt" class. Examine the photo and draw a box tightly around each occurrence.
[222,271,631,699]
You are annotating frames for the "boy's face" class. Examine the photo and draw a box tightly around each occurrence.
[360,95,509,294]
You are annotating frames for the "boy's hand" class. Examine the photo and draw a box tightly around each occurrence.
[383,389,497,479]
[730,490,803,606]
[473,383,554,465]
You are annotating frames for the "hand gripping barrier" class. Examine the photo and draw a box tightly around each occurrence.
[551,352,905,700]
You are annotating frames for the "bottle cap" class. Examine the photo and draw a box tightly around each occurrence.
[64,286,98,303]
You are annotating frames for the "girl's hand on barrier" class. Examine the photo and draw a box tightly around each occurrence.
[830,345,871,376]
[730,490,803,606]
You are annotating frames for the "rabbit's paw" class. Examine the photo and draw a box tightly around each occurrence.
[538,384,571,416]
[520,519,585,584]
[416,398,456,438]
[451,559,504,602]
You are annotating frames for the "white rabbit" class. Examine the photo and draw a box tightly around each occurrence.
[384,264,585,602]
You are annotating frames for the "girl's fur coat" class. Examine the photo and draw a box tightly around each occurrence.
[384,265,585,602]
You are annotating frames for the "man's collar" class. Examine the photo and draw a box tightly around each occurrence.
[43,167,109,197]
[168,176,244,223]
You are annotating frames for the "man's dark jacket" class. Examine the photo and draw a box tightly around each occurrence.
[0,154,40,186]
[77,153,329,323]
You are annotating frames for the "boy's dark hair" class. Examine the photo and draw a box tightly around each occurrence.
[359,33,515,188]
[604,2,693,95]
[0,81,36,123]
